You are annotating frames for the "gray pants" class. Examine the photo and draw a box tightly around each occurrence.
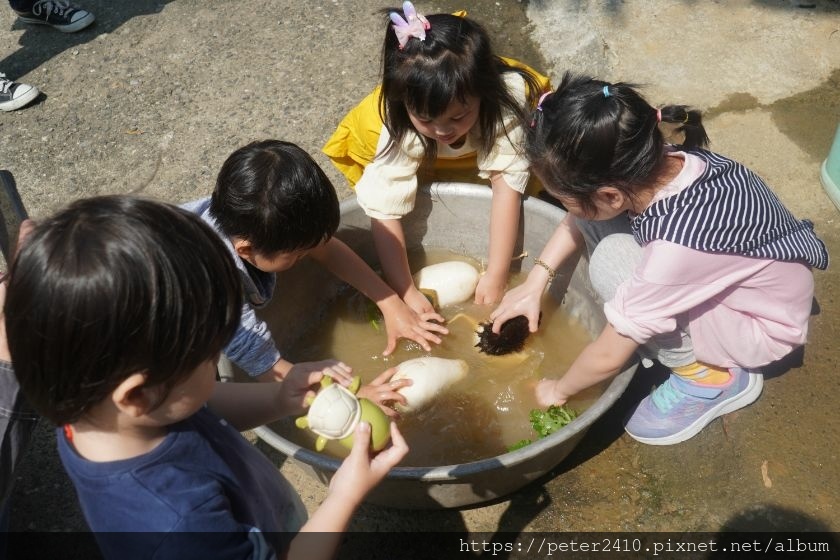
[578,216,696,368]
[0,360,38,530]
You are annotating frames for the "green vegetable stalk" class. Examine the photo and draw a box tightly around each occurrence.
[365,300,383,332]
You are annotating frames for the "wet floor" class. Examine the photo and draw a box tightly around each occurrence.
[4,0,839,552]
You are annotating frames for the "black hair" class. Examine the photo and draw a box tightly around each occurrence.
[527,72,709,215]
[378,8,542,163]
[5,195,242,426]
[210,140,340,255]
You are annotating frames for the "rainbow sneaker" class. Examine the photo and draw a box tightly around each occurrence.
[625,367,763,445]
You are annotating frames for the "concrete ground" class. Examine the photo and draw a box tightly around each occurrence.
[2,0,839,548]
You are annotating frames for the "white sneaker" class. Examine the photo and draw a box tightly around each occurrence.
[0,74,39,112]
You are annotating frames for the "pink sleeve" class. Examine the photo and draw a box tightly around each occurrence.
[605,241,772,344]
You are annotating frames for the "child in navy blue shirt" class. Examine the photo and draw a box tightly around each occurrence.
[5,195,408,559]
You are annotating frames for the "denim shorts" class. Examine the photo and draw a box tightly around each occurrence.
[0,360,38,506]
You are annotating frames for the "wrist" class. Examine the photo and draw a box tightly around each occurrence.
[376,292,402,311]
[263,358,292,382]
[531,257,557,286]
[526,265,552,289]
[324,484,366,513]
[482,265,508,281]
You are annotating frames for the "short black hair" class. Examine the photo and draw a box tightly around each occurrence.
[5,195,242,426]
[210,140,340,255]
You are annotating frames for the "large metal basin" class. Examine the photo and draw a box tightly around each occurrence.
[254,182,636,509]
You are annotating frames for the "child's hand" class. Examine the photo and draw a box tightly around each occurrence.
[356,367,411,418]
[279,360,354,415]
[327,421,409,506]
[488,278,543,334]
[535,379,570,407]
[474,271,506,305]
[403,286,440,318]
[289,360,354,386]
[379,296,447,355]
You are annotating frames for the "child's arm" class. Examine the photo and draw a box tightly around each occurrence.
[285,421,408,560]
[210,361,353,430]
[490,213,585,333]
[475,173,523,305]
[309,238,447,355]
[370,217,437,317]
[256,358,351,385]
[536,323,638,406]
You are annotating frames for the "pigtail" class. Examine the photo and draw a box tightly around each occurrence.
[659,104,709,149]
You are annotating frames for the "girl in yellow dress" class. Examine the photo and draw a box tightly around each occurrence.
[323,3,550,313]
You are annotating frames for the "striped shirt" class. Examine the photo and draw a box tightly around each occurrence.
[631,149,829,270]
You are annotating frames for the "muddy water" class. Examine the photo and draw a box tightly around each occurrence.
[279,249,599,467]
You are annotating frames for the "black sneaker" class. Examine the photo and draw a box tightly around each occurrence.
[15,0,95,33]
[0,74,39,112]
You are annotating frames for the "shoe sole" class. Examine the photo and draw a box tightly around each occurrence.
[18,12,95,33]
[0,86,39,111]
[626,372,764,446]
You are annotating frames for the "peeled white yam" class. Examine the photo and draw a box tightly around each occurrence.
[391,356,469,412]
[413,261,480,308]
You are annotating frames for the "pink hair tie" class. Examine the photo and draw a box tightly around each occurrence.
[390,1,430,49]
[656,108,662,123]
[536,91,552,112]
[531,91,552,128]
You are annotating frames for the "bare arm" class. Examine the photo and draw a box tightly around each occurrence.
[310,237,398,307]
[310,238,446,354]
[255,358,294,382]
[475,173,522,305]
[284,422,409,560]
[210,361,353,430]
[207,382,293,431]
[536,323,638,406]
[490,213,585,332]
[370,217,436,316]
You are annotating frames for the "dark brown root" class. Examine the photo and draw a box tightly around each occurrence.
[475,313,541,356]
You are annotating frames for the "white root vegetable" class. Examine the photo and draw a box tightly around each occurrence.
[390,356,469,412]
[413,261,480,308]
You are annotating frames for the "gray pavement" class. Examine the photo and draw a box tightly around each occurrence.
[3,0,839,546]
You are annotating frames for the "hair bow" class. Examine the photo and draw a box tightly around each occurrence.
[390,1,430,49]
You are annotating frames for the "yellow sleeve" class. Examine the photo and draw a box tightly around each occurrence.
[322,86,385,187]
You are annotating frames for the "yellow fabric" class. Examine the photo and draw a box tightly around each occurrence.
[672,362,732,385]
[321,57,551,192]
[322,85,385,186]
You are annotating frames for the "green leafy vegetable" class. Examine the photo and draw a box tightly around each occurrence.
[530,404,578,438]
[507,404,578,452]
